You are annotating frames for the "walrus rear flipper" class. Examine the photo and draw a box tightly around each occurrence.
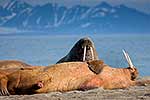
[0,77,10,96]
[87,60,105,74]
[134,80,150,86]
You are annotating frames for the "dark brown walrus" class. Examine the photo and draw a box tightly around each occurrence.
[0,50,149,96]
[57,37,99,63]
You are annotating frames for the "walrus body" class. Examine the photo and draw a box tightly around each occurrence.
[0,60,149,95]
[0,60,31,69]
[0,51,149,95]
[81,60,139,90]
[57,37,99,63]
[0,62,95,95]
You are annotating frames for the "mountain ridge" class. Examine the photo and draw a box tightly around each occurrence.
[0,0,150,34]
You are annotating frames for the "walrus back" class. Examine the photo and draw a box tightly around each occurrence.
[0,60,31,69]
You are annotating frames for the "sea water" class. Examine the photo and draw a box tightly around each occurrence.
[0,34,150,76]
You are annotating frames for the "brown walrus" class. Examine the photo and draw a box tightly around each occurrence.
[0,62,94,95]
[0,60,31,69]
[57,37,99,63]
[80,50,148,90]
[0,50,150,95]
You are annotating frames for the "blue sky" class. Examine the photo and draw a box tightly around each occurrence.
[0,0,150,14]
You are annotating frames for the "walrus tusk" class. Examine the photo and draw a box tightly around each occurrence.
[83,46,86,61]
[90,47,94,60]
[122,50,134,68]
[126,51,134,68]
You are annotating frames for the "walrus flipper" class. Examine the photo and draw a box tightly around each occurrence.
[0,77,10,96]
[87,60,105,74]
[134,80,150,86]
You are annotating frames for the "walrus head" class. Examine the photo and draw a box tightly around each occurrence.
[57,37,99,63]
[122,50,138,80]
[70,37,98,61]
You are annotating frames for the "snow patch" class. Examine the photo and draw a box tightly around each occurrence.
[67,8,79,24]
[57,10,67,25]
[54,7,58,27]
[81,8,91,19]
[110,8,116,13]
[100,12,106,16]
[21,8,32,14]
[36,17,41,25]
[81,23,91,28]
[101,8,109,12]
[5,13,16,20]
[5,0,16,10]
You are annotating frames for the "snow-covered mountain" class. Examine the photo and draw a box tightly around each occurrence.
[0,0,150,34]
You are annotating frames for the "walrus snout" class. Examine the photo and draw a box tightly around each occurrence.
[80,37,96,61]
[128,67,139,80]
[36,81,44,88]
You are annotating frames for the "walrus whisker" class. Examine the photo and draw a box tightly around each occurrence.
[122,50,134,68]
[90,47,94,60]
[83,46,86,61]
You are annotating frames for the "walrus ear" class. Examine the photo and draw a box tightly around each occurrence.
[87,60,105,74]
[0,77,10,96]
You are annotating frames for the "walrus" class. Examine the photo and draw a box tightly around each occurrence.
[57,37,99,63]
[0,50,150,96]
[0,60,31,69]
[0,62,94,95]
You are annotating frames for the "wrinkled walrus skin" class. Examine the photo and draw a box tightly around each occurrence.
[57,37,99,63]
[0,60,150,96]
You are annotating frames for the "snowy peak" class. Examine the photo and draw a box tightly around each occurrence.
[4,0,32,13]
[0,1,150,33]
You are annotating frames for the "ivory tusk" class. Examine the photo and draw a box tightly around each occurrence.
[83,46,86,61]
[126,52,134,68]
[122,49,134,68]
[90,47,94,60]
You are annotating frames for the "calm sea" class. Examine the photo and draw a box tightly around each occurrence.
[0,34,150,76]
